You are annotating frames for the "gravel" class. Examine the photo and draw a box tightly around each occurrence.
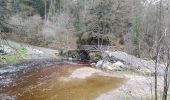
[96,74,164,100]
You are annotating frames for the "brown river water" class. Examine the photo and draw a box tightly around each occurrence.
[0,61,125,100]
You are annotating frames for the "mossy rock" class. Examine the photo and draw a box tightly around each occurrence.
[89,52,102,62]
[62,50,90,61]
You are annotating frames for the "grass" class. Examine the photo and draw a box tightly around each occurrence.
[0,41,27,65]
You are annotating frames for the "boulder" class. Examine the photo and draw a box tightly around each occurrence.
[95,60,103,68]
[95,60,115,70]
[114,61,124,67]
[90,63,96,67]
[89,52,102,62]
[68,57,73,61]
[0,45,14,54]
[102,61,114,70]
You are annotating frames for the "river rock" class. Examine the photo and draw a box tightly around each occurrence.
[0,45,14,54]
[102,61,114,70]
[68,57,73,61]
[114,61,124,67]
[96,60,115,70]
[90,63,96,67]
[96,60,104,68]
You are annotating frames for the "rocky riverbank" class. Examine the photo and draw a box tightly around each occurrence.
[90,50,168,99]
[91,51,165,75]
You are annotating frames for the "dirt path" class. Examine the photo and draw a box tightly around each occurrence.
[21,43,59,59]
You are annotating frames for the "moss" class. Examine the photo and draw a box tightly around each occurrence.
[0,41,27,65]
[89,52,102,61]
[62,50,90,61]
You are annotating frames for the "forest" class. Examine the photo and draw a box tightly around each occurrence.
[1,0,170,100]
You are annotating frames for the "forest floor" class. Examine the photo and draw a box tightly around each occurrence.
[22,42,59,59]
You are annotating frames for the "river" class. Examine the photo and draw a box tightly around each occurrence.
[0,60,125,100]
